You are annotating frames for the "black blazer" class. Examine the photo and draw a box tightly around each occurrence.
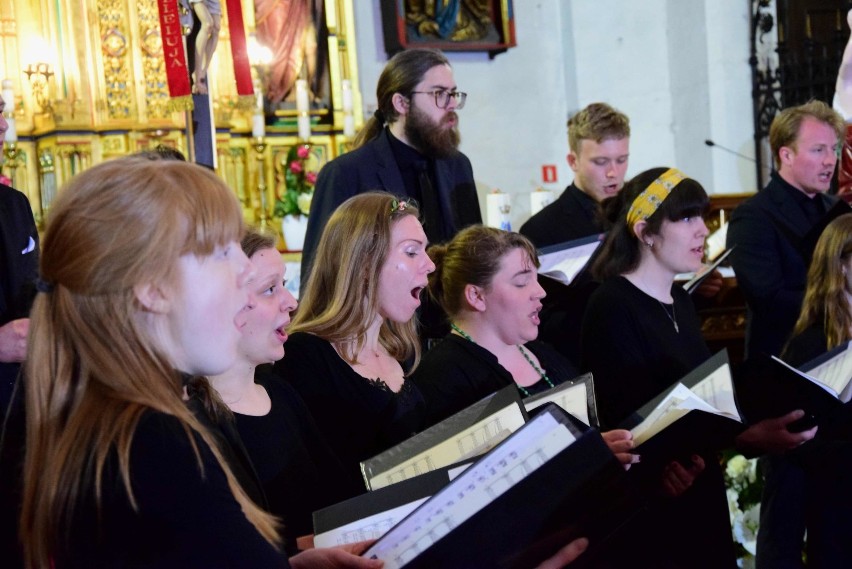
[301,129,481,280]
[0,183,38,401]
[726,172,848,357]
[0,183,38,325]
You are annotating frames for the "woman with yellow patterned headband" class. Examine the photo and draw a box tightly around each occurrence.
[580,167,817,568]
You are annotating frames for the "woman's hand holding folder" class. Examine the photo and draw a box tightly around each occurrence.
[602,429,641,469]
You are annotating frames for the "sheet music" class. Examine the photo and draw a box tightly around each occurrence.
[538,240,600,286]
[364,413,575,569]
[314,498,429,548]
[631,384,731,446]
[524,382,589,425]
[681,248,734,292]
[771,355,839,398]
[690,363,740,420]
[367,405,526,490]
[804,342,852,402]
[705,222,728,261]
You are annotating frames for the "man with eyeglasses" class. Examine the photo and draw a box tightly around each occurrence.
[301,48,481,285]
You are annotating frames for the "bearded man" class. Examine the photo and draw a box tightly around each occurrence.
[301,48,481,282]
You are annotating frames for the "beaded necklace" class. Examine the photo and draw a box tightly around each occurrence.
[450,323,555,397]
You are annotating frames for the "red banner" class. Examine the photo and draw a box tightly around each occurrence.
[226,0,256,109]
[156,0,193,111]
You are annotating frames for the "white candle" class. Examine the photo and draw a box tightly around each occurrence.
[486,192,511,229]
[342,79,353,113]
[5,118,16,142]
[343,115,355,138]
[5,117,18,142]
[530,189,554,216]
[296,79,309,112]
[252,112,265,138]
[298,114,311,141]
[1,79,13,113]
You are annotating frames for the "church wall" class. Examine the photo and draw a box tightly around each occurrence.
[352,1,757,228]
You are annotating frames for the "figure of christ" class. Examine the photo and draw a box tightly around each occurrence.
[190,0,222,95]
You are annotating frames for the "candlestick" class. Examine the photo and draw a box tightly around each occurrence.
[253,137,272,233]
[2,142,21,188]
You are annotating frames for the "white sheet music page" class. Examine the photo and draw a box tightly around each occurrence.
[804,342,852,402]
[363,413,576,569]
[524,382,589,425]
[538,240,600,286]
[314,498,430,548]
[630,384,731,446]
[771,355,839,398]
[366,404,526,490]
[690,363,741,420]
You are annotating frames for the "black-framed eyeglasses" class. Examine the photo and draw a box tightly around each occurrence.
[409,90,467,110]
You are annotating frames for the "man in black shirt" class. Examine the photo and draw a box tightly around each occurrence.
[727,100,847,569]
[520,102,630,247]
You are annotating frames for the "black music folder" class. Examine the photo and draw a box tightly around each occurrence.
[735,343,852,427]
[362,404,638,569]
[523,372,599,428]
[681,247,734,294]
[360,385,527,491]
[618,350,745,462]
[536,234,603,287]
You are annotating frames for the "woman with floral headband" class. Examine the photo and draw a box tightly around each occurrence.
[581,166,817,568]
[275,192,433,496]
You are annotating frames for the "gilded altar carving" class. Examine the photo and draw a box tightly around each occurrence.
[1,0,361,226]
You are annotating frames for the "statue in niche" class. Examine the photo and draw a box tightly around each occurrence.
[254,0,329,106]
[189,0,222,94]
[404,0,494,42]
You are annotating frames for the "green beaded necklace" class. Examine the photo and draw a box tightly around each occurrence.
[450,323,555,398]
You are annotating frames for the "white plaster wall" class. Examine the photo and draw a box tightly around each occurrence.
[350,0,757,228]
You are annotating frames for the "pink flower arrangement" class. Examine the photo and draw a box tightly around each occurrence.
[274,144,317,217]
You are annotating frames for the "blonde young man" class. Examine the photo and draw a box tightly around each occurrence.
[520,102,630,247]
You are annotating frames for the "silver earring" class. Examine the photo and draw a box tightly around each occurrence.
[645,241,653,248]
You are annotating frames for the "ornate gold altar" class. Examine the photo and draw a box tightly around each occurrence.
[0,0,362,233]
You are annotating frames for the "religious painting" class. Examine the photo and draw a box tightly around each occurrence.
[381,0,517,57]
[252,0,342,132]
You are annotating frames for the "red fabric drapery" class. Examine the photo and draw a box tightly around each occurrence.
[156,0,256,110]
[156,0,193,111]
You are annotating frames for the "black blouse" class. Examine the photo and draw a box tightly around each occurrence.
[234,365,355,552]
[274,332,426,496]
[412,334,579,426]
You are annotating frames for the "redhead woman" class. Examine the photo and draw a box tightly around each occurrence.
[20,158,380,569]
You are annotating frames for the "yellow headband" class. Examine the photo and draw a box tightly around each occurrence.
[626,168,687,228]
